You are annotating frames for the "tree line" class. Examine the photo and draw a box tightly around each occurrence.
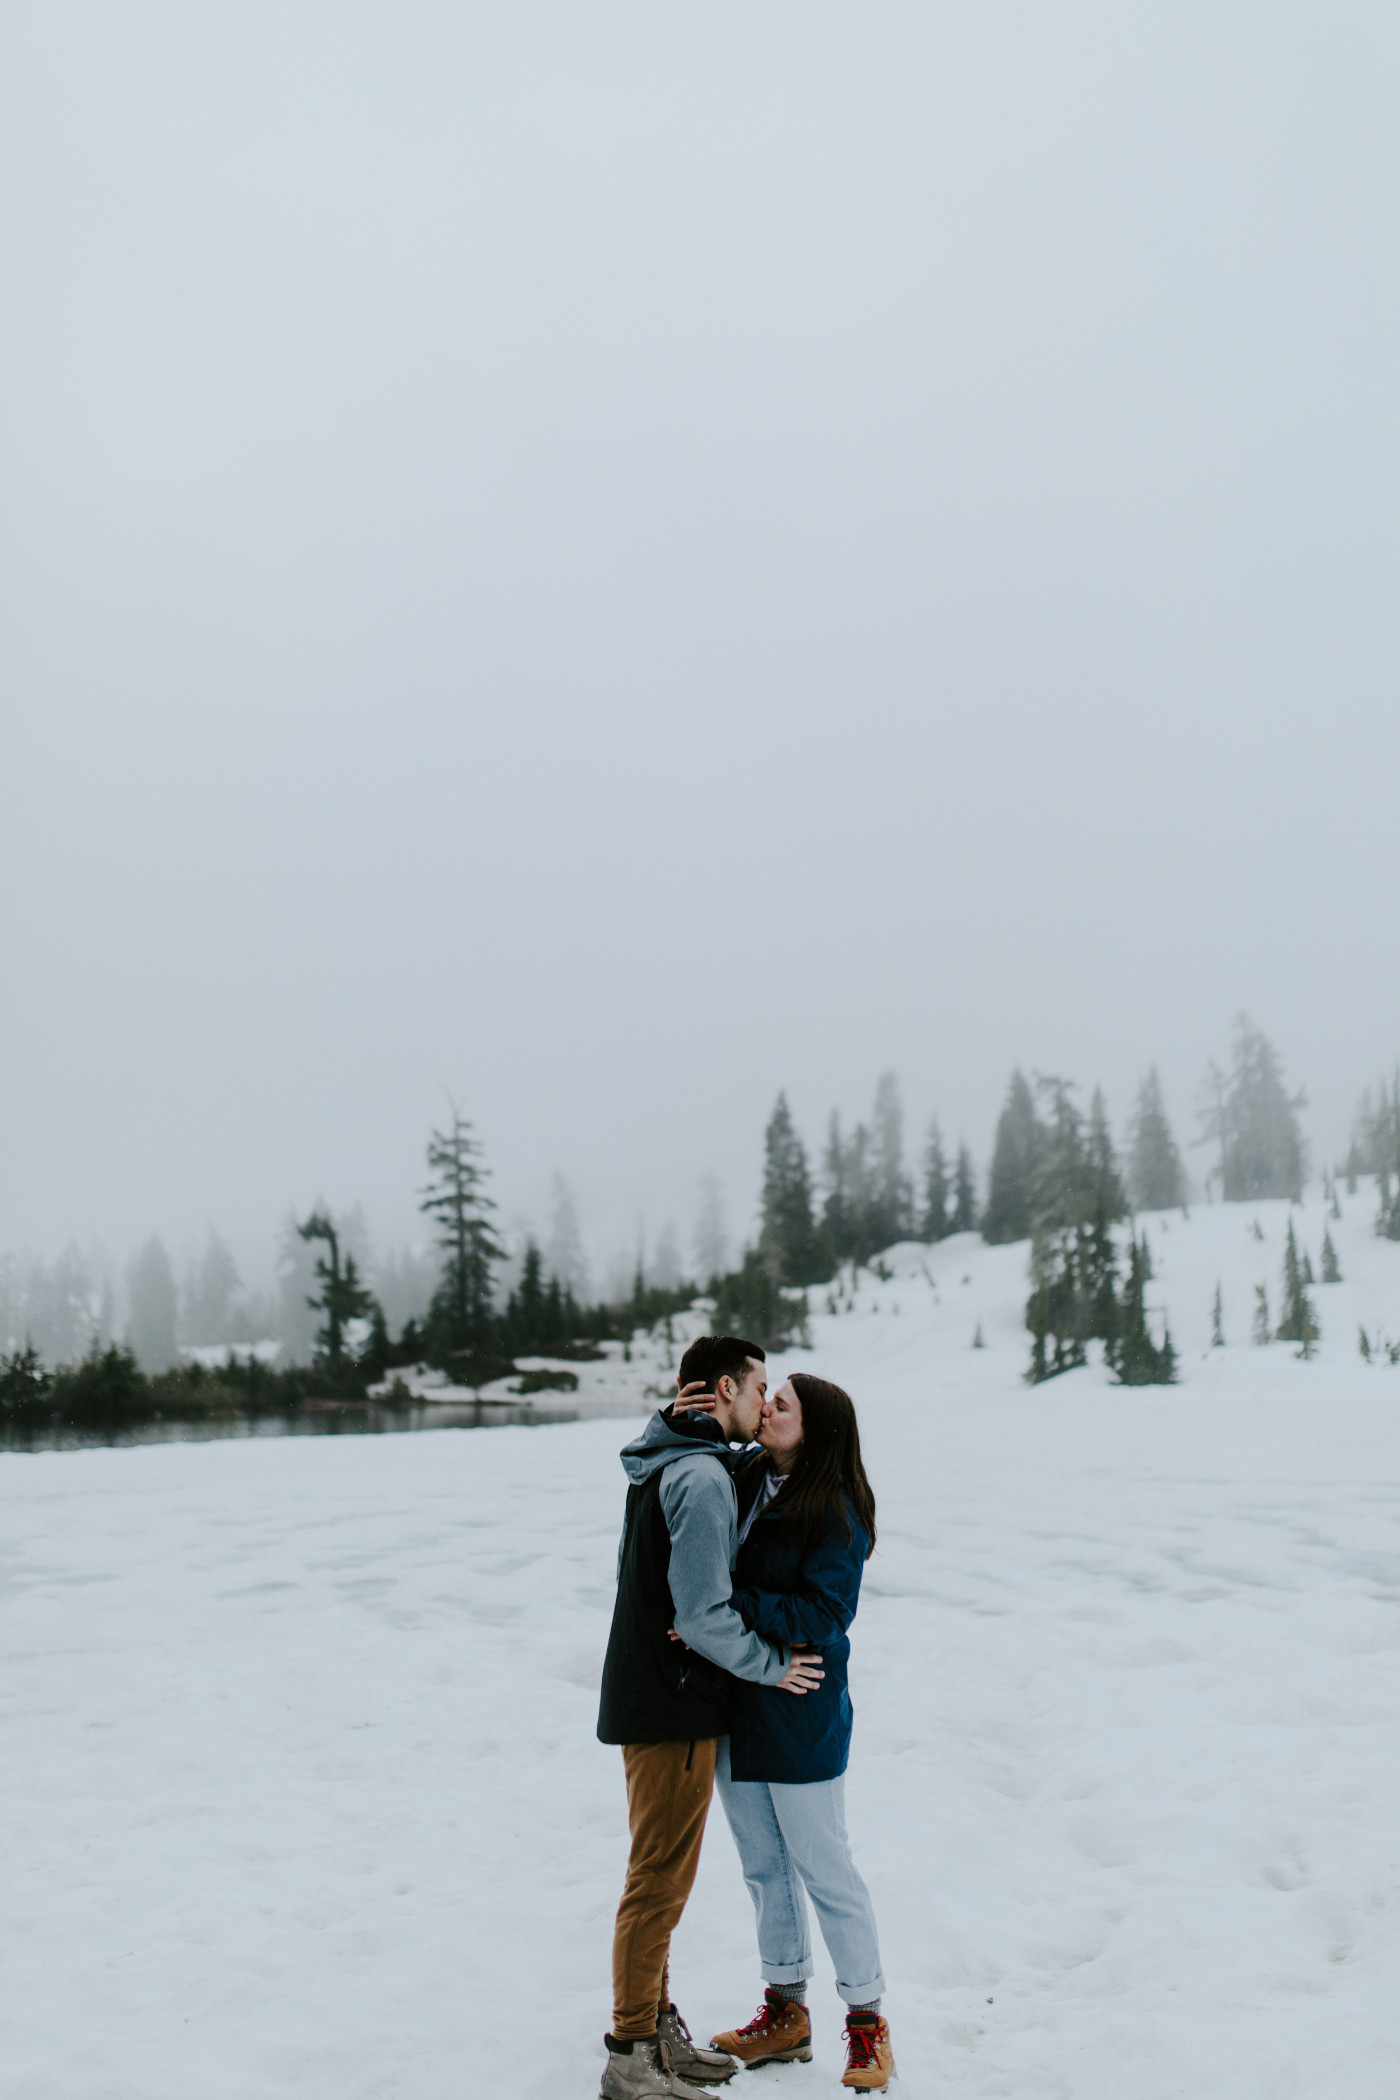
[5,1013,1397,1425]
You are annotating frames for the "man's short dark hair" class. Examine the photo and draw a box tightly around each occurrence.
[677,1334,765,1394]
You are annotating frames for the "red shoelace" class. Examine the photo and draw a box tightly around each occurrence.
[844,2019,882,2069]
[737,1997,790,2038]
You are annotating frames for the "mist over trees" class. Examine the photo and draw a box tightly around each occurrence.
[1127,1069,1187,1212]
[10,1012,1400,1397]
[982,1071,1040,1245]
[1197,1016,1307,1202]
[1350,1073,1400,1239]
[126,1236,178,1372]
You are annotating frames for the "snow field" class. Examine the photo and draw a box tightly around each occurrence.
[3,1190,1400,2097]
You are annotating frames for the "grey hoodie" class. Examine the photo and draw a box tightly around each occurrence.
[620,1409,791,1686]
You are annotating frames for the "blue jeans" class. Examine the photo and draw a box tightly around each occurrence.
[714,1735,885,2004]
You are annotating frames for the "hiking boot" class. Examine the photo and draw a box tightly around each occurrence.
[601,2034,714,2099]
[840,2012,895,2090]
[656,2005,737,2084]
[710,1989,813,2068]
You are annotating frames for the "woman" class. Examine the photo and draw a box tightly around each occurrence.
[708,1373,893,2093]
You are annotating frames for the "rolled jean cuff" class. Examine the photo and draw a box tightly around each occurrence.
[760,1958,815,1986]
[835,1970,886,2005]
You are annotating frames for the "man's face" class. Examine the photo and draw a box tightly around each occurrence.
[722,1359,767,1442]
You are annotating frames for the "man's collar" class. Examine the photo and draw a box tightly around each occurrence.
[661,1403,734,1448]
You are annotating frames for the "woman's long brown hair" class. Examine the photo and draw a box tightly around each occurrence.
[744,1372,876,1559]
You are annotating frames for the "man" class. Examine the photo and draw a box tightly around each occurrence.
[597,1335,824,2100]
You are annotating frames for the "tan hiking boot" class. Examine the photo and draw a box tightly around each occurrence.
[710,1989,812,2068]
[656,2005,737,2085]
[840,2012,895,2090]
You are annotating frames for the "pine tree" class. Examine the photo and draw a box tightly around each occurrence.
[982,1070,1040,1245]
[1320,1227,1341,1283]
[1359,1073,1400,1239]
[504,1240,547,1353]
[420,1109,503,1362]
[920,1118,950,1243]
[276,1209,325,1362]
[1211,1283,1224,1347]
[711,1247,808,1350]
[1127,1068,1187,1212]
[870,1073,914,1250]
[297,1211,375,1371]
[1086,1088,1128,1221]
[544,1175,590,1302]
[1252,1283,1271,1345]
[1022,1081,1122,1380]
[759,1094,825,1286]
[126,1235,178,1373]
[948,1143,976,1232]
[693,1173,728,1284]
[1198,1016,1307,1201]
[1274,1219,1319,1348]
[182,1228,242,1346]
[844,1122,875,1264]
[1106,1234,1177,1386]
[820,1113,852,1266]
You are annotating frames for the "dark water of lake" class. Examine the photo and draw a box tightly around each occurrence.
[0,1393,646,1455]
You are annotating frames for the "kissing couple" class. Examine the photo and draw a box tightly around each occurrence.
[596,1334,893,2095]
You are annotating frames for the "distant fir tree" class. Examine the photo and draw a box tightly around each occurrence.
[693,1172,728,1284]
[507,1239,546,1347]
[820,1113,853,1266]
[869,1073,914,1250]
[1127,1067,1186,1212]
[951,1143,978,1233]
[1211,1282,1224,1347]
[1357,1072,1400,1239]
[24,1244,102,1367]
[1086,1088,1128,1222]
[420,1109,503,1363]
[1320,1226,1341,1283]
[297,1211,375,1371]
[1274,1219,1319,1353]
[1252,1283,1271,1345]
[759,1093,825,1286]
[711,1247,809,1351]
[982,1070,1040,1245]
[1106,1234,1177,1386]
[544,1174,590,1302]
[650,1221,683,1292]
[126,1235,178,1373]
[1023,1080,1125,1382]
[1197,1016,1307,1202]
[182,1228,242,1346]
[920,1118,950,1243]
[821,1112,877,1266]
[276,1209,324,1362]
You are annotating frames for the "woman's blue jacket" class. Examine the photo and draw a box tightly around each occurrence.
[727,1467,870,1785]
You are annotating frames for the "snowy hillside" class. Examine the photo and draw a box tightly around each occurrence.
[3,1194,1400,2100]
[798,1178,1400,1403]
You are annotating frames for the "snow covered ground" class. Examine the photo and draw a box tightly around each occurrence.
[4,1189,1400,2098]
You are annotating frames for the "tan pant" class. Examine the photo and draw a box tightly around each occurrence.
[611,1737,719,2039]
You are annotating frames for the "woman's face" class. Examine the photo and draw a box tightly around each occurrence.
[758,1379,804,1466]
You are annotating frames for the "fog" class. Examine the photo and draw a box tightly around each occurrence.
[2,3,1397,1295]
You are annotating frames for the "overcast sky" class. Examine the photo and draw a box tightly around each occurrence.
[2,2,1397,1284]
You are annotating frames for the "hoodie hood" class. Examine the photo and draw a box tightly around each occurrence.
[619,1406,749,1485]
